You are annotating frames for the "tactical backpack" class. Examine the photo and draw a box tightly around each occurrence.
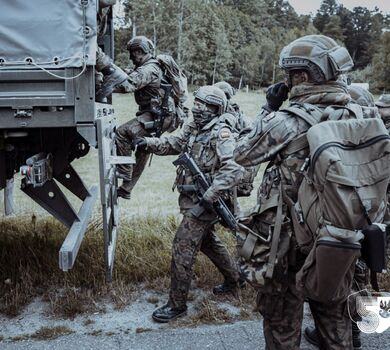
[156,54,188,105]
[287,106,390,303]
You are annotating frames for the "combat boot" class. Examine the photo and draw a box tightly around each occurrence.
[117,180,132,200]
[152,304,187,323]
[304,325,362,350]
[212,278,246,296]
[96,64,128,102]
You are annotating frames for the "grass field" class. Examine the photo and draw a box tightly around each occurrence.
[0,90,267,318]
[0,90,266,219]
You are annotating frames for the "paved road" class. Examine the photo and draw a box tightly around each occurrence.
[1,319,389,350]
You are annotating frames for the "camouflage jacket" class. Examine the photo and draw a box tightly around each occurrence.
[144,113,245,218]
[123,58,165,109]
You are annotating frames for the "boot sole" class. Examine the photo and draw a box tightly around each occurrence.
[152,310,187,323]
[303,328,319,347]
[117,188,131,200]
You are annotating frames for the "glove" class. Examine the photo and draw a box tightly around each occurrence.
[132,137,147,151]
[264,82,289,111]
[202,188,218,204]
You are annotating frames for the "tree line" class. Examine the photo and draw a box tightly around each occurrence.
[114,0,390,92]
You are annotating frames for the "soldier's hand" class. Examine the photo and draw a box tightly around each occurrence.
[132,137,147,151]
[265,82,289,111]
[202,188,218,204]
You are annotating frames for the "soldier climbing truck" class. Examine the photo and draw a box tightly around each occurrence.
[0,0,132,281]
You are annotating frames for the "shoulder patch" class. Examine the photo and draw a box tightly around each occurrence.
[262,112,276,123]
[219,128,232,139]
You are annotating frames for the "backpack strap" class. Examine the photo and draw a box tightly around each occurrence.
[281,104,322,127]
[281,104,322,155]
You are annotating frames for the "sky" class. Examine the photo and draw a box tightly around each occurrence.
[288,0,390,15]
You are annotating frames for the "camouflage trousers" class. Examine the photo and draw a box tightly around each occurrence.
[116,112,177,193]
[116,116,152,193]
[96,46,111,72]
[308,298,353,350]
[168,214,240,309]
[256,263,354,349]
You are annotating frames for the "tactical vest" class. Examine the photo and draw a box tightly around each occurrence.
[175,118,234,216]
[134,59,164,109]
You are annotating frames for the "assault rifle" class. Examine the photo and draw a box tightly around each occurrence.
[173,152,239,232]
[144,83,173,137]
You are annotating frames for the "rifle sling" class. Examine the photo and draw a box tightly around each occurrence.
[239,191,281,260]
[240,232,257,260]
[266,183,284,279]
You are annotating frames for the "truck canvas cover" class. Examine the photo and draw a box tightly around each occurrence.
[0,0,97,68]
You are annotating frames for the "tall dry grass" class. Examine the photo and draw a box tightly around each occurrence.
[0,214,245,317]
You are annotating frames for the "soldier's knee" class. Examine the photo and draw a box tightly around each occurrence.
[116,124,135,143]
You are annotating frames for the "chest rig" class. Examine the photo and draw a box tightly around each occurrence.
[187,129,218,175]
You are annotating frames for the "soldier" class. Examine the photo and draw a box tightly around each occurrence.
[133,86,245,322]
[213,81,259,199]
[114,36,180,199]
[376,94,390,129]
[233,35,377,349]
[213,81,252,131]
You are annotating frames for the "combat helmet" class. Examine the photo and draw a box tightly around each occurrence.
[348,85,375,107]
[279,35,354,84]
[213,81,236,100]
[193,86,227,115]
[127,36,154,54]
[375,94,390,108]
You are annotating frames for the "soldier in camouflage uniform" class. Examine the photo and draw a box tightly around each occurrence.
[213,81,259,199]
[234,35,379,349]
[114,36,180,199]
[133,86,245,322]
[376,94,390,130]
[213,81,252,131]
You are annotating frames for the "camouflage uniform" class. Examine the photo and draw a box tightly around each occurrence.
[115,56,178,191]
[144,113,244,310]
[213,81,252,132]
[235,81,381,349]
[375,95,390,252]
[376,94,390,130]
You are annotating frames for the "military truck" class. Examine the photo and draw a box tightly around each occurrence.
[0,0,131,281]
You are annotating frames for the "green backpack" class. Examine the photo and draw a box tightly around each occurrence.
[156,54,188,105]
[289,109,390,303]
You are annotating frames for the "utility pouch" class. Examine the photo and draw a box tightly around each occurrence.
[361,223,388,273]
[296,225,362,303]
[297,238,360,303]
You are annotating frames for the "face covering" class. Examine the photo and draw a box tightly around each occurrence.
[192,100,217,128]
